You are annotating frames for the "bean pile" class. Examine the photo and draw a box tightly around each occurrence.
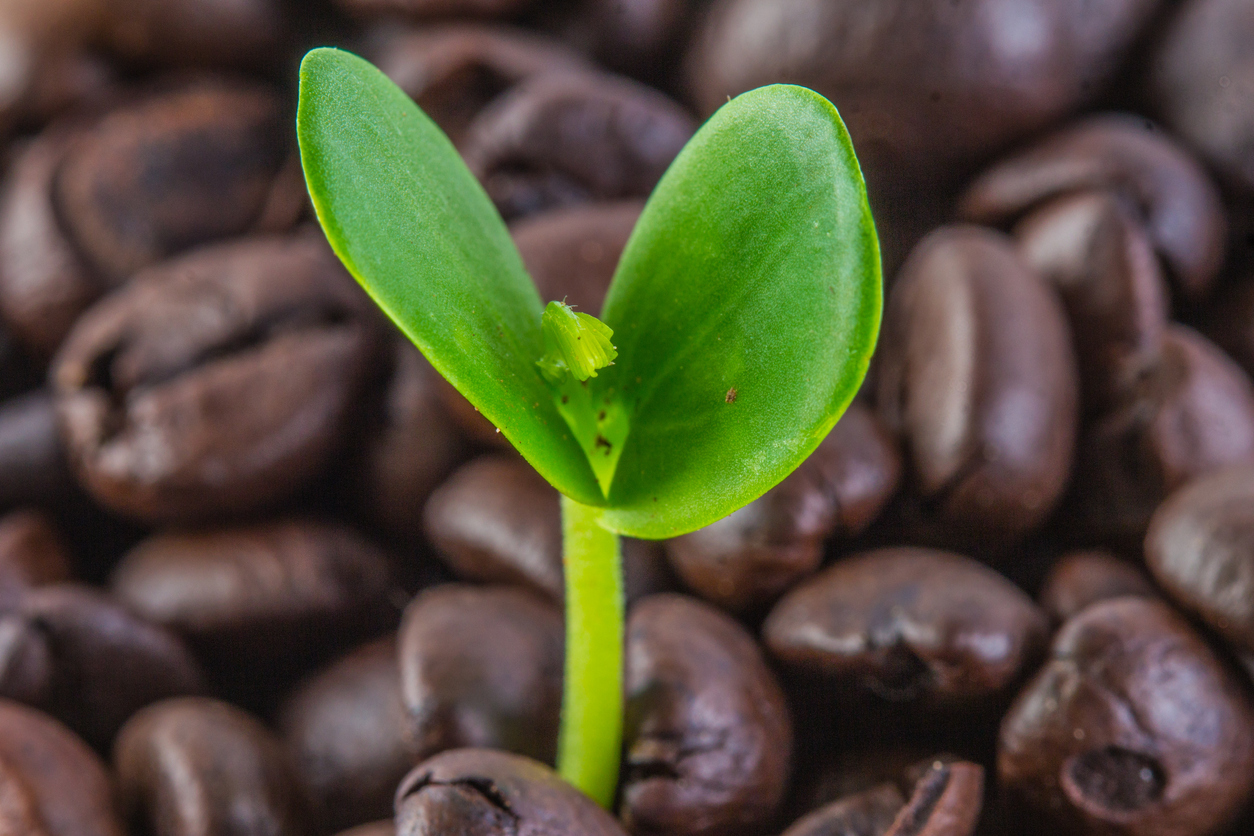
[0,1,1252,835]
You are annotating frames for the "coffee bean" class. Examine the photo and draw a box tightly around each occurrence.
[622,593,792,836]
[338,0,536,20]
[1013,190,1170,409]
[1038,550,1157,625]
[367,24,590,148]
[882,759,983,836]
[999,597,1254,835]
[423,454,673,603]
[281,636,412,831]
[0,698,124,836]
[0,390,73,508]
[959,114,1227,300]
[1072,324,1254,543]
[578,0,701,78]
[1150,0,1254,193]
[1145,465,1254,656]
[782,783,904,836]
[396,748,628,836]
[110,518,395,693]
[115,697,308,836]
[877,226,1078,545]
[0,508,72,594]
[686,0,1160,189]
[0,583,204,748]
[764,548,1048,709]
[355,339,468,539]
[463,71,695,220]
[98,0,284,69]
[55,77,297,283]
[513,200,642,312]
[337,824,393,836]
[399,584,563,764]
[665,401,900,612]
[53,233,382,521]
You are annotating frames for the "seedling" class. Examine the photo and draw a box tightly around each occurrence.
[297,48,881,808]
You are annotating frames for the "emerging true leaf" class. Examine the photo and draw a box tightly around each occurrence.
[538,301,618,383]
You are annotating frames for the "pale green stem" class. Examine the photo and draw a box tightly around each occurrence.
[557,495,624,809]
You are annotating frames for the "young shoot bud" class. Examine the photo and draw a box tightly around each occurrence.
[538,300,617,383]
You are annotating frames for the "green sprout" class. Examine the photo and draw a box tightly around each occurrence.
[296,47,881,809]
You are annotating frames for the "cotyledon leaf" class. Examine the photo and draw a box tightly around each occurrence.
[297,47,603,505]
[592,84,882,539]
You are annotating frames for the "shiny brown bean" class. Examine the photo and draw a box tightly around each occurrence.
[780,783,905,836]
[98,0,283,69]
[1037,550,1157,625]
[0,508,72,594]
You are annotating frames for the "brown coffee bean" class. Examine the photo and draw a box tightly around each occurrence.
[52,233,382,522]
[355,339,467,539]
[0,508,72,594]
[367,24,590,148]
[338,0,536,20]
[622,594,792,836]
[337,824,393,836]
[958,114,1227,300]
[665,401,900,612]
[115,697,308,836]
[764,548,1048,709]
[1072,324,1254,543]
[1038,550,1157,625]
[280,636,411,831]
[1145,465,1254,656]
[781,783,905,836]
[0,698,123,836]
[998,597,1254,835]
[463,71,695,220]
[54,78,296,284]
[686,0,1161,188]
[882,760,983,836]
[579,0,701,77]
[423,454,672,603]
[1151,0,1254,193]
[1013,190,1170,409]
[0,584,204,748]
[396,748,628,836]
[0,125,100,356]
[399,584,562,764]
[876,226,1078,545]
[110,518,395,689]
[0,390,74,508]
[0,0,108,134]
[98,0,284,69]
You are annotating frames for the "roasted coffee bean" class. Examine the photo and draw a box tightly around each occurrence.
[876,226,1078,545]
[337,825,393,836]
[999,597,1254,835]
[56,77,297,282]
[765,548,1048,709]
[111,518,394,690]
[1144,465,1254,657]
[1072,324,1254,543]
[115,697,307,836]
[281,636,411,831]
[622,594,792,836]
[396,748,628,836]
[0,389,73,508]
[686,0,1161,188]
[423,454,673,603]
[98,0,284,69]
[338,0,535,20]
[513,199,642,311]
[882,760,983,836]
[1038,550,1157,625]
[0,698,123,836]
[958,114,1227,300]
[1013,190,1170,409]
[665,402,900,612]
[463,71,695,220]
[355,340,467,539]
[399,584,562,764]
[53,233,382,521]
[1151,0,1254,193]
[0,584,203,747]
[367,24,589,148]
[579,0,701,77]
[0,0,107,133]
[0,508,71,594]
[780,783,905,836]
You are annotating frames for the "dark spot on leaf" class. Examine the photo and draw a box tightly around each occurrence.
[596,435,612,451]
[598,410,607,421]
[725,387,738,403]
[561,395,569,404]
